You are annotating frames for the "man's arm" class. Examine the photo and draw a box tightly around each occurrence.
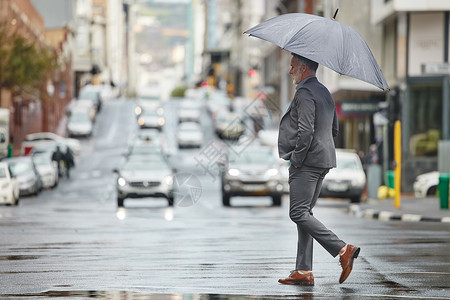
[332,109,339,137]
[291,91,315,168]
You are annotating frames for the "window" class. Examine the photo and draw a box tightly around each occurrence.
[409,83,442,156]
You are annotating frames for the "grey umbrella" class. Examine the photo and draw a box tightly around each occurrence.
[244,13,389,91]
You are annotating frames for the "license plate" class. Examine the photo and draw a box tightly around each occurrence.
[327,183,348,192]
[242,184,266,191]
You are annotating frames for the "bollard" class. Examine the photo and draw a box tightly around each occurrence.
[438,173,450,209]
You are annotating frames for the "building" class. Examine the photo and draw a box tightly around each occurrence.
[372,0,450,191]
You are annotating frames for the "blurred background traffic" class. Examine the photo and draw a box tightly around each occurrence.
[1,0,450,208]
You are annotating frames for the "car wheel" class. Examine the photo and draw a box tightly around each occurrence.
[350,196,361,203]
[168,197,174,206]
[222,193,231,207]
[13,194,19,206]
[427,186,438,196]
[117,197,124,207]
[272,195,282,206]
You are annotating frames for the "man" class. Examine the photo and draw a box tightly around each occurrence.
[51,146,64,177]
[277,53,360,286]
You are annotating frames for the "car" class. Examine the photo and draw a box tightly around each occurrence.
[221,146,284,206]
[3,156,42,196]
[319,149,366,203]
[114,157,175,207]
[413,171,439,197]
[126,142,166,159]
[21,132,81,156]
[137,111,165,130]
[0,162,20,205]
[69,99,97,121]
[177,122,203,148]
[67,109,93,137]
[177,101,203,123]
[135,86,163,117]
[32,153,59,189]
[206,91,232,119]
[214,111,245,140]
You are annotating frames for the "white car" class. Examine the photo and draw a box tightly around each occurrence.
[177,101,203,123]
[32,153,58,189]
[67,110,93,137]
[320,149,366,203]
[0,162,19,205]
[177,122,203,148]
[22,132,81,156]
[413,171,439,197]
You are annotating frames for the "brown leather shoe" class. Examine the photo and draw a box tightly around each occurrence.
[278,270,314,286]
[339,244,360,284]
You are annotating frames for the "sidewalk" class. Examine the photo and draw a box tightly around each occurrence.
[349,195,450,223]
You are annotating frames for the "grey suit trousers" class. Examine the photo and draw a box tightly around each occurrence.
[289,165,346,271]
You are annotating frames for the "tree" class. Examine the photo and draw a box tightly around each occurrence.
[0,24,56,103]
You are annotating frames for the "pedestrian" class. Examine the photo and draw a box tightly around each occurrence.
[51,146,64,177]
[64,147,74,178]
[277,53,360,286]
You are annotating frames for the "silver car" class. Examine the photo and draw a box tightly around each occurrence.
[3,156,42,196]
[114,156,175,207]
[221,146,284,206]
[177,122,203,148]
[320,149,366,203]
[32,153,59,189]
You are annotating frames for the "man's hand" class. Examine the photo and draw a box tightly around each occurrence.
[293,164,298,168]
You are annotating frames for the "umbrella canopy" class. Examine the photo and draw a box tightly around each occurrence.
[244,13,389,91]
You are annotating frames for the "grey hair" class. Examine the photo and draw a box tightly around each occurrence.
[292,53,318,72]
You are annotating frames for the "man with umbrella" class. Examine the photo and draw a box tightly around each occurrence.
[277,53,360,286]
[245,12,389,285]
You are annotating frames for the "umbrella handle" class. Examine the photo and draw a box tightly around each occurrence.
[332,8,339,20]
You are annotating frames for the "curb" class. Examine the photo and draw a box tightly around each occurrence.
[349,205,450,223]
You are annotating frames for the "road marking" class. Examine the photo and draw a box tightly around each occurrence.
[401,214,422,222]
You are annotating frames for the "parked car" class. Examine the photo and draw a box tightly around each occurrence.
[413,171,439,197]
[0,162,19,205]
[67,109,93,137]
[221,146,284,206]
[32,153,58,189]
[114,157,175,207]
[177,122,203,148]
[319,149,366,203]
[137,111,165,130]
[3,156,42,196]
[21,132,81,156]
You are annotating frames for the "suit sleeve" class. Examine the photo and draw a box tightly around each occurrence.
[290,92,315,167]
[332,108,339,137]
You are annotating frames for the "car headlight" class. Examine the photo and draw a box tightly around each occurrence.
[158,117,165,126]
[118,177,127,186]
[266,168,279,177]
[135,106,142,115]
[138,117,145,126]
[228,169,240,176]
[164,175,173,185]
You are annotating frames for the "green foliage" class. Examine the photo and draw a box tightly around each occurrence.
[171,85,187,98]
[0,28,56,93]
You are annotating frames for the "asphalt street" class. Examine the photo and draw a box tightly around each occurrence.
[0,98,449,299]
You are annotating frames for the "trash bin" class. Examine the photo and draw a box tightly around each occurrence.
[438,173,450,209]
[385,170,395,189]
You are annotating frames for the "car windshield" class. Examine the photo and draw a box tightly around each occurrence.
[33,155,50,166]
[230,149,275,164]
[130,145,162,155]
[79,90,99,101]
[337,156,360,170]
[123,159,168,171]
[8,161,33,176]
[70,112,90,123]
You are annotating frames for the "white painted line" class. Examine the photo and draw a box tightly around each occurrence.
[441,217,450,223]
[379,211,394,221]
[401,214,422,222]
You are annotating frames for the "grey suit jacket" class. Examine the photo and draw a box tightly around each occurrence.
[278,76,338,169]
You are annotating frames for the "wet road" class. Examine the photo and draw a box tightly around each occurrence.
[0,98,449,299]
